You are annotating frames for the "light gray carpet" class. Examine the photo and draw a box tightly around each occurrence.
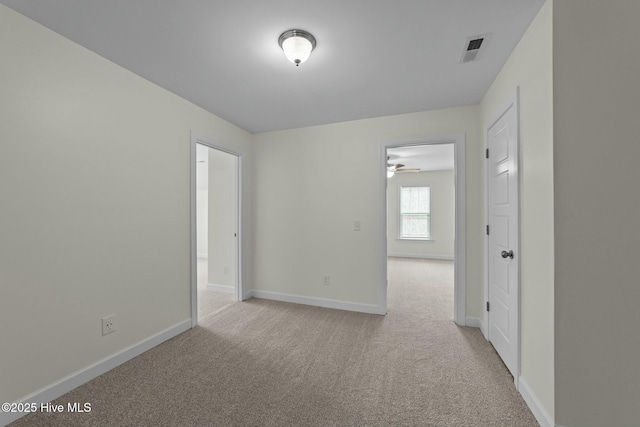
[11,258,538,426]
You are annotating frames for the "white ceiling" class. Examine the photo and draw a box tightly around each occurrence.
[388,144,454,172]
[0,0,545,133]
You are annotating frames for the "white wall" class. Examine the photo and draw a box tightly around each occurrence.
[553,1,640,426]
[387,170,454,259]
[0,4,251,405]
[252,106,483,315]
[196,147,209,258]
[480,0,554,422]
[196,160,209,257]
[207,148,237,289]
[196,190,209,257]
[197,189,209,257]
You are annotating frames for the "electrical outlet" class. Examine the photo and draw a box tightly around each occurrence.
[224,266,229,275]
[323,276,330,286]
[354,220,361,231]
[102,315,116,336]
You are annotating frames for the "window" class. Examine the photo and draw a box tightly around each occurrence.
[399,185,430,239]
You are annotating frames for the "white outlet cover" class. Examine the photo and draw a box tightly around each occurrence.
[102,315,116,336]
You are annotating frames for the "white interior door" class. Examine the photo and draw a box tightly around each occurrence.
[487,99,519,379]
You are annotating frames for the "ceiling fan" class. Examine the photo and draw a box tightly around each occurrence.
[387,157,420,177]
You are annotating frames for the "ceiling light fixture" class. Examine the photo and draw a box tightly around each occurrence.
[278,29,316,66]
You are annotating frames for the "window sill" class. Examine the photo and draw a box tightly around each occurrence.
[397,237,433,241]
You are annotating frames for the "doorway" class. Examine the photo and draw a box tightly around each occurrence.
[190,134,243,327]
[380,135,466,324]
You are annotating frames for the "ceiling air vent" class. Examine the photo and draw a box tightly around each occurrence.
[467,38,484,51]
[460,34,492,63]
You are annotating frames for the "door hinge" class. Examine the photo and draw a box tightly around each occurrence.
[485,148,489,159]
[486,225,490,235]
[486,301,490,312]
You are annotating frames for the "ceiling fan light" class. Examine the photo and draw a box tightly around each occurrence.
[387,170,395,178]
[279,29,316,66]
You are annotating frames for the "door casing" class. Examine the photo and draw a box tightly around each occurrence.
[379,134,466,324]
[190,131,244,327]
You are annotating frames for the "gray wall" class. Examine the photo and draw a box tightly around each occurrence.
[554,1,640,425]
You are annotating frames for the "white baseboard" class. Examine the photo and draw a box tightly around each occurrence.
[387,253,454,261]
[207,283,235,294]
[246,290,385,315]
[518,377,555,427]
[0,319,191,427]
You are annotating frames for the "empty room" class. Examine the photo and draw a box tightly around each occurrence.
[2,1,640,427]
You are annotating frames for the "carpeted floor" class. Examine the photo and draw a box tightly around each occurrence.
[11,258,538,426]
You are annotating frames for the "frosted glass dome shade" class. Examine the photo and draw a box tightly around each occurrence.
[279,30,316,66]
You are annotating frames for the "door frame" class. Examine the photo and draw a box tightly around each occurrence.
[190,131,244,328]
[483,89,520,385]
[379,134,466,324]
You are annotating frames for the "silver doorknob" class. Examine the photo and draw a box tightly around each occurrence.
[501,250,514,259]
